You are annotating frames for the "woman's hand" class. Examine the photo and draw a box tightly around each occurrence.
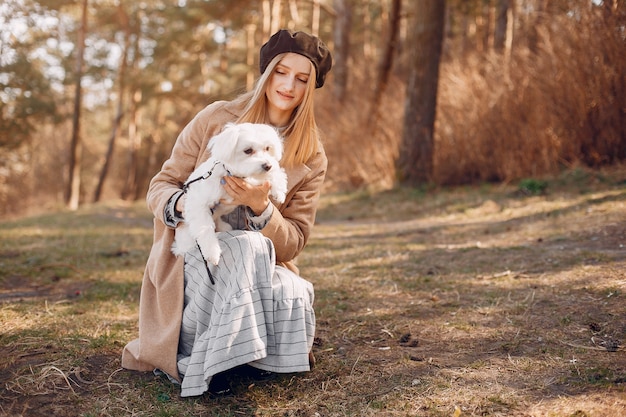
[221,176,271,215]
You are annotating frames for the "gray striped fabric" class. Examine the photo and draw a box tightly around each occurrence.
[177,230,315,397]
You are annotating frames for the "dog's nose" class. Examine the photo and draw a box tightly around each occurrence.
[262,163,272,172]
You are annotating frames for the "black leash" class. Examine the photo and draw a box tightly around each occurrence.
[195,242,216,285]
[182,160,232,193]
[182,160,221,193]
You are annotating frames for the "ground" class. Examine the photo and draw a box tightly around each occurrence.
[0,167,624,416]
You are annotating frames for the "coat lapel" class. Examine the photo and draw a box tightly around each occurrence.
[285,163,311,193]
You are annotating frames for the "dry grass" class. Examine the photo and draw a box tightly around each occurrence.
[1,166,625,416]
[434,3,625,185]
[317,5,625,191]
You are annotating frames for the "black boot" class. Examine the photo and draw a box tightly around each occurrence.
[208,372,232,397]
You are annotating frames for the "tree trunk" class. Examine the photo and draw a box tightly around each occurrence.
[93,4,130,203]
[122,89,142,200]
[288,0,301,29]
[262,0,271,39]
[94,103,123,202]
[398,0,446,185]
[311,0,320,36]
[529,0,547,53]
[504,1,514,66]
[362,2,373,62]
[368,0,401,125]
[270,0,283,35]
[494,0,509,52]
[146,102,166,191]
[66,0,88,210]
[246,24,256,90]
[333,0,352,103]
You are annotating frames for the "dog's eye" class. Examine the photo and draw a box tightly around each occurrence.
[265,146,271,152]
[244,148,254,155]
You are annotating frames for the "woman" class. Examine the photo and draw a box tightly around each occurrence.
[121,29,332,397]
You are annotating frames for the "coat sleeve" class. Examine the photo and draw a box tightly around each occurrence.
[262,149,328,263]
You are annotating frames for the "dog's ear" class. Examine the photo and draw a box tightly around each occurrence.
[208,123,240,161]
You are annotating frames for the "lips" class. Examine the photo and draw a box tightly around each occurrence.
[277,91,294,100]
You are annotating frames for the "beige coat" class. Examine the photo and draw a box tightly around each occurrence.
[121,100,327,381]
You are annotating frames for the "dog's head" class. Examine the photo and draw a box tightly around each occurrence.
[208,123,284,179]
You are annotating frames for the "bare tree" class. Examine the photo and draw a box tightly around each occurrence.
[398,0,446,185]
[93,4,130,203]
[121,14,143,201]
[494,0,509,51]
[122,89,142,200]
[333,0,352,102]
[311,0,320,36]
[494,0,514,74]
[270,0,283,35]
[262,0,271,39]
[287,0,302,29]
[529,0,548,53]
[368,0,401,125]
[361,1,374,61]
[246,24,256,91]
[66,0,88,210]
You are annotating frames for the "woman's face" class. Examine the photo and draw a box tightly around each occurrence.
[265,52,312,125]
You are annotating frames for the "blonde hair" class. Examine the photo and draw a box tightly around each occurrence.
[234,53,320,168]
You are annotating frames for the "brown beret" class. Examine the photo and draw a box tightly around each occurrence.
[260,29,332,88]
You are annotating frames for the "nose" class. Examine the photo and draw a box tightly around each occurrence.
[262,163,272,172]
[285,76,295,91]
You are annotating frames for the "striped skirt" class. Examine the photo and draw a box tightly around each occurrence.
[176,230,316,397]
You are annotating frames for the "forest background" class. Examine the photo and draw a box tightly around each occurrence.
[0,0,624,218]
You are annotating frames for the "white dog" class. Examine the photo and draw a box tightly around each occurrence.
[172,122,288,266]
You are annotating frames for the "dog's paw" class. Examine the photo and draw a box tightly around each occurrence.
[198,239,221,266]
[216,218,233,232]
[171,242,183,257]
[172,230,194,256]
[270,169,288,204]
[271,189,286,204]
[205,248,221,266]
[271,181,287,203]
